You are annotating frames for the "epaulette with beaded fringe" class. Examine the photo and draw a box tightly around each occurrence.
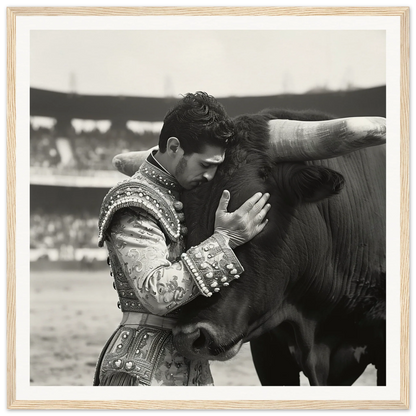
[98,179,181,247]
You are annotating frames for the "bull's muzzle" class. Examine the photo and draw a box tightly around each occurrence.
[173,322,243,361]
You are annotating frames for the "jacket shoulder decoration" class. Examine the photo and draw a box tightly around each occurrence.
[98,170,181,247]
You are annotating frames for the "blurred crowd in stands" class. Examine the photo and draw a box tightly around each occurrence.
[30,123,158,171]
[30,118,160,261]
[30,126,61,168]
[31,209,98,250]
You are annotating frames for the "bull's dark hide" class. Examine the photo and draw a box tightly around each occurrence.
[175,109,386,386]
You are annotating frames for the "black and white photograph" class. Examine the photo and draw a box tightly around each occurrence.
[7,6,408,410]
[30,28,388,387]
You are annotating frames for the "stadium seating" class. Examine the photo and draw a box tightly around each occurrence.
[30,124,158,171]
[29,87,386,263]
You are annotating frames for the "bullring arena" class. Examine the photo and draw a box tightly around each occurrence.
[30,88,383,386]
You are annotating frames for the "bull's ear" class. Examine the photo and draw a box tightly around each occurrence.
[289,165,344,203]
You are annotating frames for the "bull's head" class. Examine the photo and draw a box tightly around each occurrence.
[174,111,343,360]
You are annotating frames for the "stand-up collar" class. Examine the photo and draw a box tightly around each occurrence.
[138,152,182,196]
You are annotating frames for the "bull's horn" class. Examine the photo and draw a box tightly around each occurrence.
[113,146,158,177]
[268,117,386,161]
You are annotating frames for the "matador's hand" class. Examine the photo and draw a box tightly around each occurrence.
[214,190,271,249]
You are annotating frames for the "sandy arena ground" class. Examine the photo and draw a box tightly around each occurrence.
[30,270,376,386]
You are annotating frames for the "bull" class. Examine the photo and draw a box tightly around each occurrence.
[115,108,386,386]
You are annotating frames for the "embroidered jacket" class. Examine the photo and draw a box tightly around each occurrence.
[94,155,244,386]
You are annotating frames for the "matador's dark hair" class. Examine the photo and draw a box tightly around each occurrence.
[158,91,235,155]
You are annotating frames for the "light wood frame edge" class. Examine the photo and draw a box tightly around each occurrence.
[6,6,410,410]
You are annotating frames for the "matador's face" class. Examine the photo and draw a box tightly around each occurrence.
[174,144,225,190]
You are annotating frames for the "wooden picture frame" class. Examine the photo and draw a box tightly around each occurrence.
[7,6,409,410]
